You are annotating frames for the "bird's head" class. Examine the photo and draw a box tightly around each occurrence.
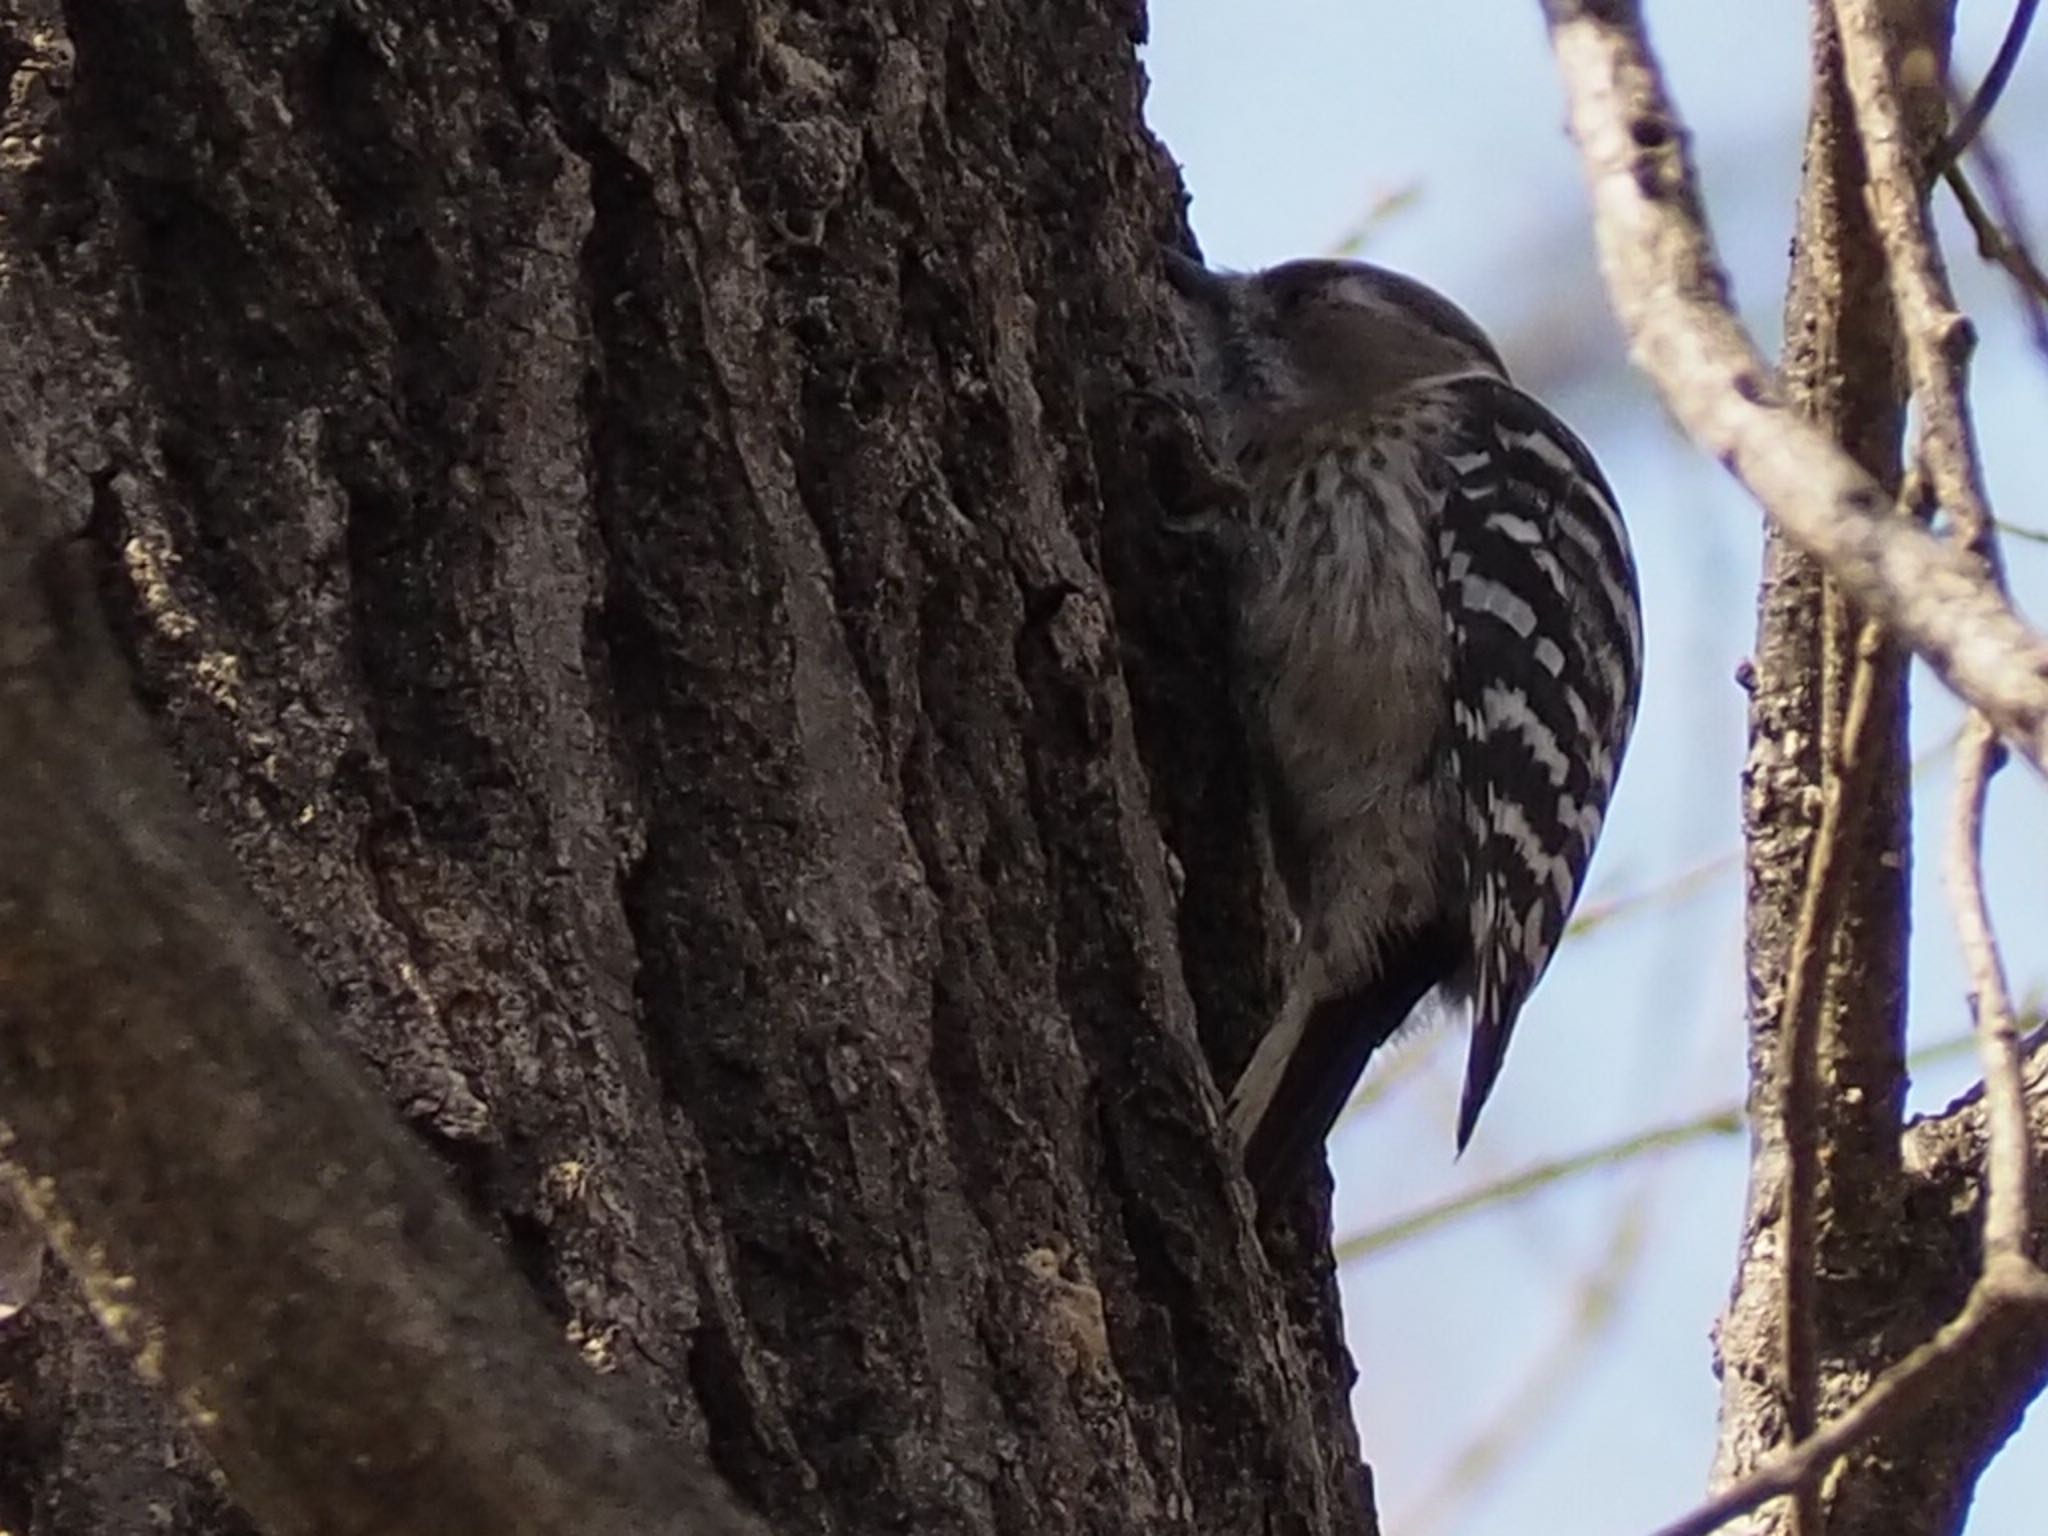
[1165,251,1508,453]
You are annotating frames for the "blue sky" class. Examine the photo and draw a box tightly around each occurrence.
[1143,5,2048,1532]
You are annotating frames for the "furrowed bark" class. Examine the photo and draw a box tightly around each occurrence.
[0,4,1373,1533]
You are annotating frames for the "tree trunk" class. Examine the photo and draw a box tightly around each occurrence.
[0,4,1370,1533]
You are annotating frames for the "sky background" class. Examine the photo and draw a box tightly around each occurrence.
[1142,5,2048,1534]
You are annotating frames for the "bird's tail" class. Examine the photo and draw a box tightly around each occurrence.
[1227,923,1457,1207]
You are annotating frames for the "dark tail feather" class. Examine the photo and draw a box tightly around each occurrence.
[1237,922,1459,1207]
[1454,1011,1513,1154]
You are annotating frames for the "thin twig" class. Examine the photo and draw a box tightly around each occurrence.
[1769,620,1885,1533]
[1946,136,2048,371]
[1567,850,1738,937]
[1572,724,1962,940]
[1997,516,2048,547]
[1931,0,2039,172]
[1537,0,2048,778]
[1326,182,1423,259]
[1941,164,2048,335]
[1631,4,2048,1530]
[1644,1262,2048,1536]
[1831,0,2037,1253]
[1541,1,2048,1529]
[1335,1107,1743,1263]
[1394,1198,1650,1536]
[1969,141,2048,343]
[1946,719,2033,1260]
[1334,1025,1999,1264]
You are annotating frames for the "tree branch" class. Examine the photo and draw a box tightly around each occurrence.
[1559,1,2048,1529]
[1644,1260,2048,1536]
[1334,1108,1743,1263]
[1542,2,2048,1530]
[1709,5,1918,1526]
[1931,0,2038,171]
[1946,720,2032,1262]
[1941,162,2048,352]
[1829,0,2038,1273]
[1538,0,2048,779]
[1333,1025,2004,1267]
[1772,617,1886,1533]
[0,443,763,1536]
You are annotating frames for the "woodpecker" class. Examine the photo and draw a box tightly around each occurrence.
[1165,250,1642,1203]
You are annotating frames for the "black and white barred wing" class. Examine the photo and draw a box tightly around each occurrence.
[1432,376,1642,1148]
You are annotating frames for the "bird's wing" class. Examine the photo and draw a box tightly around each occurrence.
[1430,376,1643,1147]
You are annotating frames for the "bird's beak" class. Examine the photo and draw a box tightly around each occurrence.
[1161,244,1229,313]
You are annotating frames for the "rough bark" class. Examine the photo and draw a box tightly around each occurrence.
[4,439,791,1536]
[1716,4,2048,1531]
[0,4,1370,1534]
[1719,1,1914,1507]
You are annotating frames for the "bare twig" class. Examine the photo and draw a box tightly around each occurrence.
[1952,1010,2048,1105]
[1567,849,1738,937]
[1996,516,2048,546]
[1931,0,2039,171]
[1538,0,2048,779]
[1831,0,2036,1257]
[1946,720,2033,1260]
[1618,2,2048,1529]
[1334,1024,1996,1264]
[1941,165,2048,333]
[1644,1261,2048,1536]
[1843,20,1997,561]
[1945,139,2048,369]
[1335,1107,1743,1263]
[1571,724,1962,943]
[1541,1,2048,1529]
[1327,182,1424,259]
[1394,1198,1649,1536]
[1771,619,1885,1531]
